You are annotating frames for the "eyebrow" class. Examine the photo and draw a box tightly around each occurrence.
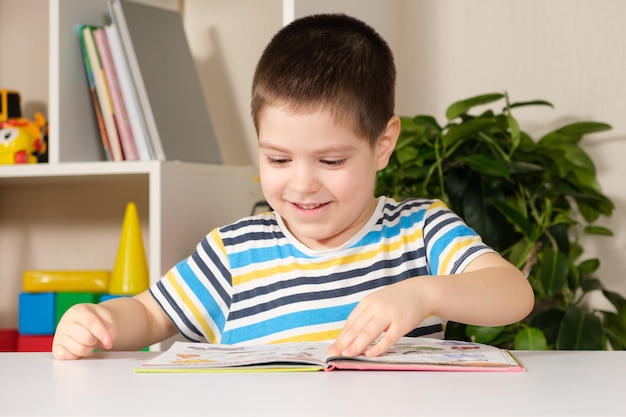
[258,142,358,154]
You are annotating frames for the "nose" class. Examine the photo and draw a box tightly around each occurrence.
[289,162,320,195]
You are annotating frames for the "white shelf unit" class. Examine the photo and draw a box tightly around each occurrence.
[0,0,264,330]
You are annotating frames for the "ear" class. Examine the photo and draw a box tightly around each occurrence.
[375,115,400,171]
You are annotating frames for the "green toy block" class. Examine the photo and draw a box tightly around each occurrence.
[54,292,99,326]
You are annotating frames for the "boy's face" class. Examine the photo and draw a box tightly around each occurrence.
[258,105,397,250]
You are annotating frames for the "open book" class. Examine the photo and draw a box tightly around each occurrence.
[135,337,524,373]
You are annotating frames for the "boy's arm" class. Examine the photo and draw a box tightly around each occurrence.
[52,290,177,360]
[328,252,534,357]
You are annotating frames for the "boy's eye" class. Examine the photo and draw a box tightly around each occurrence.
[321,159,346,167]
[267,157,290,166]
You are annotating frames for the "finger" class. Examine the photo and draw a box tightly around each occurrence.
[52,342,81,360]
[329,305,373,355]
[340,316,390,356]
[82,306,116,349]
[71,304,115,349]
[364,325,404,357]
[55,304,115,356]
[52,334,96,360]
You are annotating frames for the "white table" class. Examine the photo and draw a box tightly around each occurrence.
[0,350,624,417]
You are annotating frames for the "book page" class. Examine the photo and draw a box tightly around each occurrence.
[136,338,523,373]
[137,341,331,371]
[329,338,522,370]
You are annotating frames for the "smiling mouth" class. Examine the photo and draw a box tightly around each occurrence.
[293,202,327,210]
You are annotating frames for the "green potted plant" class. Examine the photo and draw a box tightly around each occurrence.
[376,92,626,350]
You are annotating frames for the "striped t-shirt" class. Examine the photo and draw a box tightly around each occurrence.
[150,197,494,345]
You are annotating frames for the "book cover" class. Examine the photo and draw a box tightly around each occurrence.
[76,24,111,161]
[104,23,153,161]
[93,27,139,161]
[135,337,525,373]
[107,0,222,164]
[81,25,125,161]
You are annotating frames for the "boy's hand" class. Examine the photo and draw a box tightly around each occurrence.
[52,303,117,360]
[328,278,429,358]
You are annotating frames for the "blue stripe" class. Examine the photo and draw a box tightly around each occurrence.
[222,303,357,344]
[228,242,313,268]
[196,240,232,307]
[429,224,479,275]
[176,260,227,333]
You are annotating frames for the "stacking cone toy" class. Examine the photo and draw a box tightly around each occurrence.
[109,202,149,295]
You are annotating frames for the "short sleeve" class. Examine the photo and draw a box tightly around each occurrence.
[422,200,495,276]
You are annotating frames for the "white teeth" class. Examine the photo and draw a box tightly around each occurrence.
[296,203,322,210]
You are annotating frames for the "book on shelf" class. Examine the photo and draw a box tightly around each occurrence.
[104,23,152,161]
[134,337,525,373]
[78,24,125,162]
[93,27,139,161]
[76,24,111,161]
[107,0,222,164]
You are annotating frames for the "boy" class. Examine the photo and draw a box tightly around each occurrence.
[52,14,534,360]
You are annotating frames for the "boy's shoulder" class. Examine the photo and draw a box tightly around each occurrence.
[219,211,279,234]
[381,196,447,213]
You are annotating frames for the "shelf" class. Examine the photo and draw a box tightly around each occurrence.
[0,0,269,347]
[0,161,257,184]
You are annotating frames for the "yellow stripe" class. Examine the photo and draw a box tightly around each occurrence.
[270,329,342,344]
[166,270,217,343]
[439,236,482,274]
[430,200,446,210]
[211,228,227,256]
[234,228,424,285]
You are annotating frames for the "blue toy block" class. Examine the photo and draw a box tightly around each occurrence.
[18,292,56,335]
[99,293,129,303]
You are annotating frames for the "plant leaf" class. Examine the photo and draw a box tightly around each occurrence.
[556,306,604,349]
[538,248,569,296]
[581,277,603,292]
[538,122,612,146]
[442,117,500,148]
[552,121,612,136]
[578,259,600,275]
[461,155,510,178]
[530,308,565,346]
[508,99,554,110]
[602,290,626,321]
[583,226,613,236]
[412,115,442,132]
[465,325,505,344]
[488,198,533,239]
[602,312,626,350]
[446,93,504,120]
[514,327,549,350]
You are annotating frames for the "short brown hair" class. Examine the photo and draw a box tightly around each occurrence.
[251,13,396,147]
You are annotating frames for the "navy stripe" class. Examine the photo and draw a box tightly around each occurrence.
[230,267,426,320]
[220,216,278,233]
[451,244,491,273]
[233,248,426,303]
[150,284,202,341]
[223,231,286,248]
[194,240,232,308]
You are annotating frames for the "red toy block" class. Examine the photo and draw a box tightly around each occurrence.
[0,329,18,352]
[17,334,54,352]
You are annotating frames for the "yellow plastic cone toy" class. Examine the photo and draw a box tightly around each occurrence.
[109,202,149,295]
